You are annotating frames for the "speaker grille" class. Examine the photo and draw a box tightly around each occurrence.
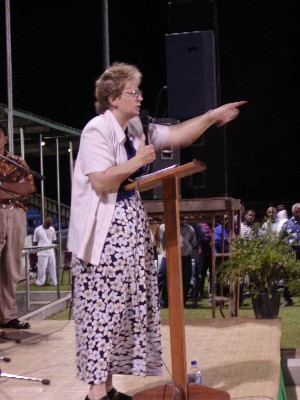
[166,31,217,120]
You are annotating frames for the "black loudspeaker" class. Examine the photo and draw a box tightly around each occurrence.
[166,30,217,121]
[165,30,226,198]
[180,126,227,198]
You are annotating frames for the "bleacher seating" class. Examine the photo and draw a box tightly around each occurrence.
[26,208,42,235]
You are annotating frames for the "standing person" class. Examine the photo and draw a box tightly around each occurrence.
[158,221,197,307]
[67,62,246,400]
[0,124,36,330]
[214,215,231,300]
[214,215,230,254]
[33,217,57,286]
[215,215,244,306]
[280,203,300,307]
[277,204,288,222]
[240,209,256,238]
[157,222,168,308]
[234,202,245,228]
[179,220,197,306]
[192,216,212,299]
[281,203,300,259]
[260,206,280,235]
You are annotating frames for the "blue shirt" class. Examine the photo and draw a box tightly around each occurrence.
[214,224,230,253]
[282,217,300,246]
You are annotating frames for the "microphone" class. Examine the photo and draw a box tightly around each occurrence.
[140,109,151,145]
[28,169,46,181]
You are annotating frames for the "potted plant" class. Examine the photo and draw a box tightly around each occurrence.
[218,227,300,318]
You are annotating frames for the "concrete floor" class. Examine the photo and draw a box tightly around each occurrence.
[0,317,286,400]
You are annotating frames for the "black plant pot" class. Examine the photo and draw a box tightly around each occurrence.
[251,293,281,319]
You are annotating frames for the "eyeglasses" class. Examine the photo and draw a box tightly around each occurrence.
[121,89,143,99]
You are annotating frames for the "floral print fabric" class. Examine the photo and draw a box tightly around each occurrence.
[73,194,162,384]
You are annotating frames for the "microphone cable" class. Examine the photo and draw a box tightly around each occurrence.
[154,86,168,118]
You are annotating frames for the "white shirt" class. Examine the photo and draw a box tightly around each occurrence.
[240,223,253,238]
[278,218,288,233]
[260,220,280,235]
[68,110,169,265]
[33,225,56,256]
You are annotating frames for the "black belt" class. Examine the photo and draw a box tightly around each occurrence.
[0,199,20,209]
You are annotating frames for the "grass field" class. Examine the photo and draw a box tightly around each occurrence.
[17,270,72,293]
[40,276,300,349]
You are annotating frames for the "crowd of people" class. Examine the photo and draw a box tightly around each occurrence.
[155,202,300,309]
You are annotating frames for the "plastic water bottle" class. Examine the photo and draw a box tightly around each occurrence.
[187,360,202,384]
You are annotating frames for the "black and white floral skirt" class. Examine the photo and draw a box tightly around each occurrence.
[72,194,162,384]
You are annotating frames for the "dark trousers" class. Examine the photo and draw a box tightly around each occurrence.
[157,255,192,306]
[157,257,168,306]
[199,253,212,297]
[283,285,292,303]
[283,246,300,303]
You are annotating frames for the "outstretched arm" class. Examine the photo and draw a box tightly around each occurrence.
[165,101,247,148]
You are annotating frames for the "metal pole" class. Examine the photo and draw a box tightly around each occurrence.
[56,138,61,299]
[25,252,30,311]
[56,138,61,234]
[39,134,45,221]
[5,0,14,153]
[102,0,110,69]
[20,127,25,159]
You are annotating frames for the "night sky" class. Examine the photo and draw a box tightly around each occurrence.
[0,0,299,212]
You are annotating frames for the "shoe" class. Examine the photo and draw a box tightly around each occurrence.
[84,396,109,400]
[107,387,132,400]
[281,300,293,307]
[0,319,30,329]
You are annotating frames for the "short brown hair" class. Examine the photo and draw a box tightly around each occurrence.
[94,62,142,114]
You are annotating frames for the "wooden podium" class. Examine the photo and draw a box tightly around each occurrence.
[125,160,230,400]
